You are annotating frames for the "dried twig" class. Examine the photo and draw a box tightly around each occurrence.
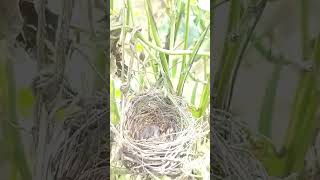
[33,0,48,179]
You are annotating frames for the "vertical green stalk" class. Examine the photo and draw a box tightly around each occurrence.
[178,25,210,94]
[283,0,320,174]
[171,0,183,77]
[111,0,113,11]
[120,7,127,82]
[0,58,31,180]
[126,0,134,25]
[144,1,159,77]
[169,0,176,71]
[189,75,210,118]
[176,0,191,96]
[213,0,241,109]
[111,79,120,124]
[191,81,198,105]
[204,57,207,80]
[259,64,282,137]
[145,0,169,69]
[215,0,267,110]
[94,48,107,90]
[145,0,173,92]
[174,0,184,41]
[300,0,310,60]
[198,75,210,117]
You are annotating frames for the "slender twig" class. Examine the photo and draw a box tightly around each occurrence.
[213,0,229,9]
[112,26,210,56]
[136,33,210,56]
[72,45,109,85]
[226,0,267,110]
[176,0,191,95]
[33,0,47,179]
[55,0,73,94]
[87,0,96,37]
[138,39,174,93]
[252,35,313,71]
[120,7,127,82]
[188,73,208,84]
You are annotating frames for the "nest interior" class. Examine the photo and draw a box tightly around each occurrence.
[125,93,183,141]
[113,90,197,178]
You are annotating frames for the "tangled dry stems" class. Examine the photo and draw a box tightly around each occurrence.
[50,90,109,180]
[112,90,207,178]
[212,108,268,180]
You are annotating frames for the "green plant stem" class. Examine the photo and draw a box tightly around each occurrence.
[138,39,174,93]
[111,0,113,11]
[171,0,184,77]
[213,0,229,9]
[198,75,210,117]
[252,35,313,71]
[259,64,282,137]
[135,33,210,56]
[176,0,191,96]
[125,0,135,26]
[300,0,310,60]
[111,80,120,124]
[283,0,319,175]
[178,25,210,94]
[213,0,241,109]
[191,81,198,105]
[189,75,210,118]
[120,8,127,82]
[0,58,31,180]
[145,0,169,76]
[226,0,267,110]
[169,0,176,75]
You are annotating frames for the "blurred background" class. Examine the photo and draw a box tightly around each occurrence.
[214,0,320,178]
[0,0,106,179]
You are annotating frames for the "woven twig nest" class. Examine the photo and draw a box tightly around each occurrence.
[51,91,109,180]
[212,108,268,180]
[113,89,199,178]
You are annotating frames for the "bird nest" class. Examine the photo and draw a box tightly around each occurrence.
[112,90,202,178]
[212,108,269,180]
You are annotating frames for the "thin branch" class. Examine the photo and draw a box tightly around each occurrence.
[33,0,47,179]
[72,45,109,85]
[87,0,96,37]
[213,0,229,9]
[226,0,268,110]
[136,33,210,56]
[55,0,73,91]
[252,35,313,71]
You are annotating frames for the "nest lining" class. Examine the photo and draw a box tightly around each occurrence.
[112,90,202,178]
